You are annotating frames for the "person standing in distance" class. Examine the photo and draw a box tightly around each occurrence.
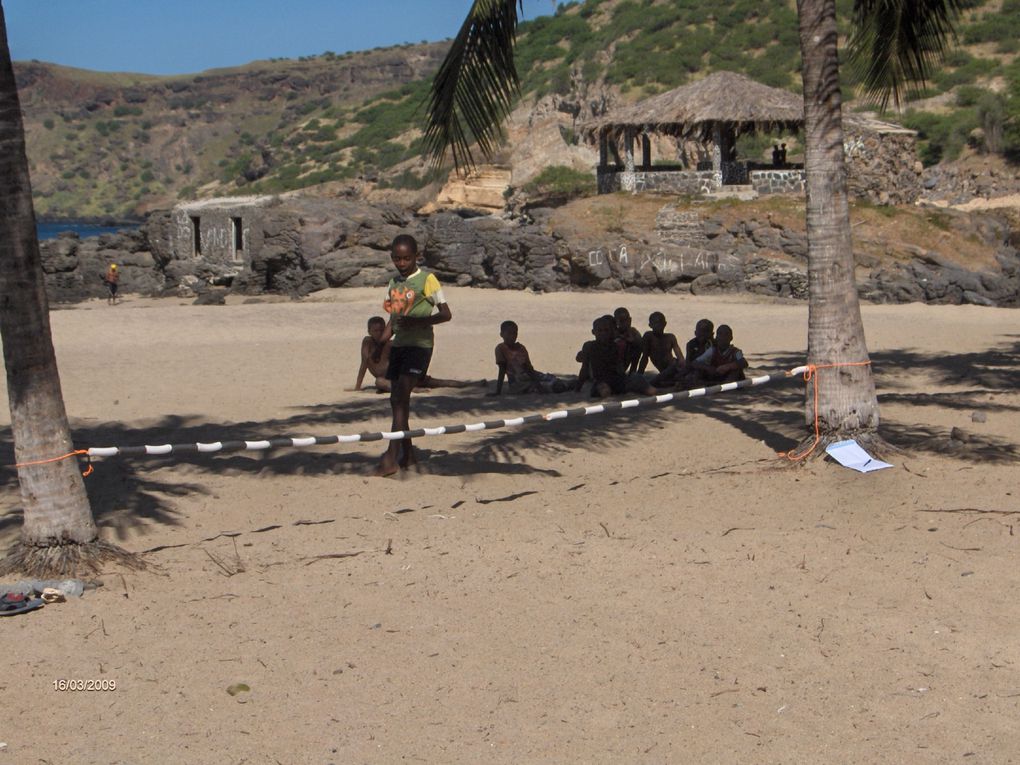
[104,263,119,305]
[375,234,451,476]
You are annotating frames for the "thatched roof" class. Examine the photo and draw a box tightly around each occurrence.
[581,71,804,143]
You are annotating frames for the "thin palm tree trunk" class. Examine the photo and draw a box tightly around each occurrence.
[0,4,96,553]
[797,0,880,438]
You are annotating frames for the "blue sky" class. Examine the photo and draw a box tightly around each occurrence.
[5,0,557,75]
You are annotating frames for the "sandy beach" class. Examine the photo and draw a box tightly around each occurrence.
[1,287,1018,763]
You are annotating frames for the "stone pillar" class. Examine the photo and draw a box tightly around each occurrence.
[622,128,635,192]
[598,132,608,168]
[641,134,651,170]
[710,123,723,192]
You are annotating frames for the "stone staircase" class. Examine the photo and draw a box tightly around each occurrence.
[424,166,511,213]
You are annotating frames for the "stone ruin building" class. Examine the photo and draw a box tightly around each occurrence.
[169,195,276,266]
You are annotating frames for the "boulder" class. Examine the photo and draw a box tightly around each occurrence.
[193,289,227,305]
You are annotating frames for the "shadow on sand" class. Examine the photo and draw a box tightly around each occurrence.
[0,338,1017,539]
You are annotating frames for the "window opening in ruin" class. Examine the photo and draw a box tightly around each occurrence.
[190,216,202,256]
[231,217,244,261]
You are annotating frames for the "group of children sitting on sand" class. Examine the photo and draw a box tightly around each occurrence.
[355,306,748,400]
[367,233,751,475]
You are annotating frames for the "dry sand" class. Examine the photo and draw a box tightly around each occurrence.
[1,287,1018,764]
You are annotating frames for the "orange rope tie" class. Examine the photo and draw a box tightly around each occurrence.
[13,449,93,477]
[779,360,873,463]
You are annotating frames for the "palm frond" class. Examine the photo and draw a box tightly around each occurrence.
[423,0,522,173]
[848,0,966,110]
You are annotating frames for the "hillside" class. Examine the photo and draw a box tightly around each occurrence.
[17,45,449,219]
[15,0,1019,219]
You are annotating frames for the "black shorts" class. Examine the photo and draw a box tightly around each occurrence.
[590,373,627,397]
[386,346,433,381]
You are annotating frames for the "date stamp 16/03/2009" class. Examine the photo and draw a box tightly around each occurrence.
[53,679,117,691]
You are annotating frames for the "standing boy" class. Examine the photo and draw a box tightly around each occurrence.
[104,263,119,305]
[376,235,451,476]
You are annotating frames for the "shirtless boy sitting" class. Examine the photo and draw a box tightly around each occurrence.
[352,316,484,393]
[352,316,390,392]
[614,307,644,374]
[493,320,564,394]
[638,311,684,386]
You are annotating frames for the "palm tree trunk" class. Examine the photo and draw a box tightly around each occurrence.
[0,3,108,573]
[797,0,880,439]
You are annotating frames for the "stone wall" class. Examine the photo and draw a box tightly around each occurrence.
[750,169,805,195]
[843,119,922,205]
[597,168,716,195]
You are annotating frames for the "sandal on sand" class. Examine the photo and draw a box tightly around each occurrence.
[0,592,45,616]
[40,588,65,604]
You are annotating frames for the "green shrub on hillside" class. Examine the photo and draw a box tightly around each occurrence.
[931,51,997,92]
[962,0,1020,45]
[378,168,433,190]
[955,85,985,107]
[903,109,979,164]
[523,165,596,199]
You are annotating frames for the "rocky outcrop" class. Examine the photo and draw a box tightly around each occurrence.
[39,197,1020,308]
[860,248,1020,307]
[40,229,164,302]
[424,166,512,213]
[920,156,1020,207]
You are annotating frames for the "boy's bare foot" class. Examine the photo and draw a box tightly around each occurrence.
[373,451,400,477]
[398,447,420,471]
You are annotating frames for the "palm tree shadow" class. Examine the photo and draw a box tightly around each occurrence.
[665,342,1020,465]
[2,338,1018,539]
[0,390,677,538]
[869,341,1020,463]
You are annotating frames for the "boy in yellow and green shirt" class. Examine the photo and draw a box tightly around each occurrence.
[375,234,451,476]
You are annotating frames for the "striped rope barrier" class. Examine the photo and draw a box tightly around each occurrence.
[84,365,810,459]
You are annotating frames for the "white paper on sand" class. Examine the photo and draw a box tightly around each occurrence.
[824,440,894,473]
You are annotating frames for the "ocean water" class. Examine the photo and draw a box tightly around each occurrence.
[37,221,140,240]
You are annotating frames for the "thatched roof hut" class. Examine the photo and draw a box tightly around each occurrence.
[579,71,920,201]
[581,71,804,143]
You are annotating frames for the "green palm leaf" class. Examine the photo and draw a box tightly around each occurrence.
[849,0,966,109]
[423,0,522,172]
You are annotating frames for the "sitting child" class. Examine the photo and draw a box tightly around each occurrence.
[614,307,644,374]
[352,316,485,393]
[690,324,748,384]
[685,318,714,363]
[353,316,390,392]
[638,311,684,385]
[575,315,656,398]
[493,320,564,394]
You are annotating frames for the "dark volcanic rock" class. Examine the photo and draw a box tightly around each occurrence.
[193,289,228,306]
[36,195,1020,309]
